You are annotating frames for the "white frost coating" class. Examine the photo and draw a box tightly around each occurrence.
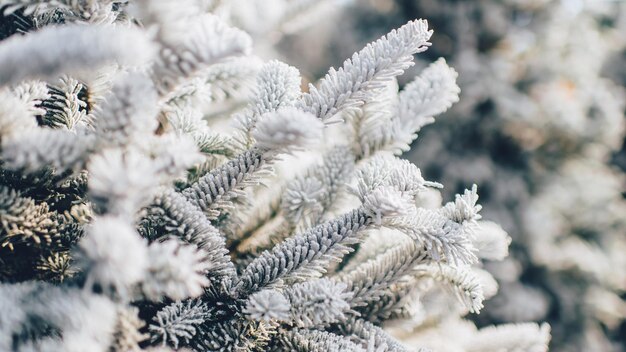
[0,24,156,86]
[250,60,302,117]
[1,128,96,173]
[297,19,432,122]
[441,185,482,225]
[0,89,37,138]
[154,14,252,92]
[94,72,159,146]
[473,267,499,300]
[12,80,50,117]
[234,59,302,149]
[244,289,291,322]
[252,107,323,151]
[88,148,160,216]
[362,186,414,225]
[466,323,551,352]
[130,0,206,39]
[350,154,441,203]
[386,207,478,266]
[418,264,485,314]
[284,278,353,328]
[143,239,211,301]
[387,58,460,154]
[473,221,511,261]
[398,58,460,128]
[29,289,119,352]
[140,133,204,178]
[78,216,148,297]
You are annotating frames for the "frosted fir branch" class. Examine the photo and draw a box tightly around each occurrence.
[181,147,265,219]
[250,61,301,117]
[149,300,210,349]
[0,89,38,139]
[384,207,478,266]
[282,145,355,228]
[233,208,373,296]
[334,318,409,352]
[164,106,209,136]
[358,183,480,266]
[0,0,66,15]
[154,14,252,93]
[415,263,485,313]
[36,251,77,281]
[1,128,96,174]
[351,58,460,157]
[389,58,460,154]
[297,19,432,123]
[466,323,551,352]
[164,106,236,158]
[1,0,120,23]
[142,238,211,301]
[399,58,460,121]
[12,80,50,117]
[88,148,160,217]
[244,289,292,323]
[145,189,236,290]
[350,155,441,204]
[337,242,430,310]
[245,277,352,329]
[194,131,237,157]
[441,184,482,224]
[183,158,225,189]
[472,221,511,261]
[183,110,322,219]
[0,184,59,249]
[275,328,365,352]
[111,306,147,352]
[202,56,263,102]
[235,60,302,149]
[8,284,118,351]
[473,267,499,300]
[361,186,415,225]
[193,318,274,351]
[354,273,420,323]
[346,82,397,159]
[0,281,39,350]
[251,108,323,152]
[76,216,148,298]
[0,3,538,350]
[41,77,91,130]
[392,187,482,264]
[0,24,155,86]
[80,65,117,111]
[281,176,325,227]
[94,72,159,147]
[139,133,204,179]
[283,278,353,328]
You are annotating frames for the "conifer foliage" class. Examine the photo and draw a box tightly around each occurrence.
[0,1,550,351]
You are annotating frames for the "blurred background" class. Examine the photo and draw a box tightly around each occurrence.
[229,0,626,351]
